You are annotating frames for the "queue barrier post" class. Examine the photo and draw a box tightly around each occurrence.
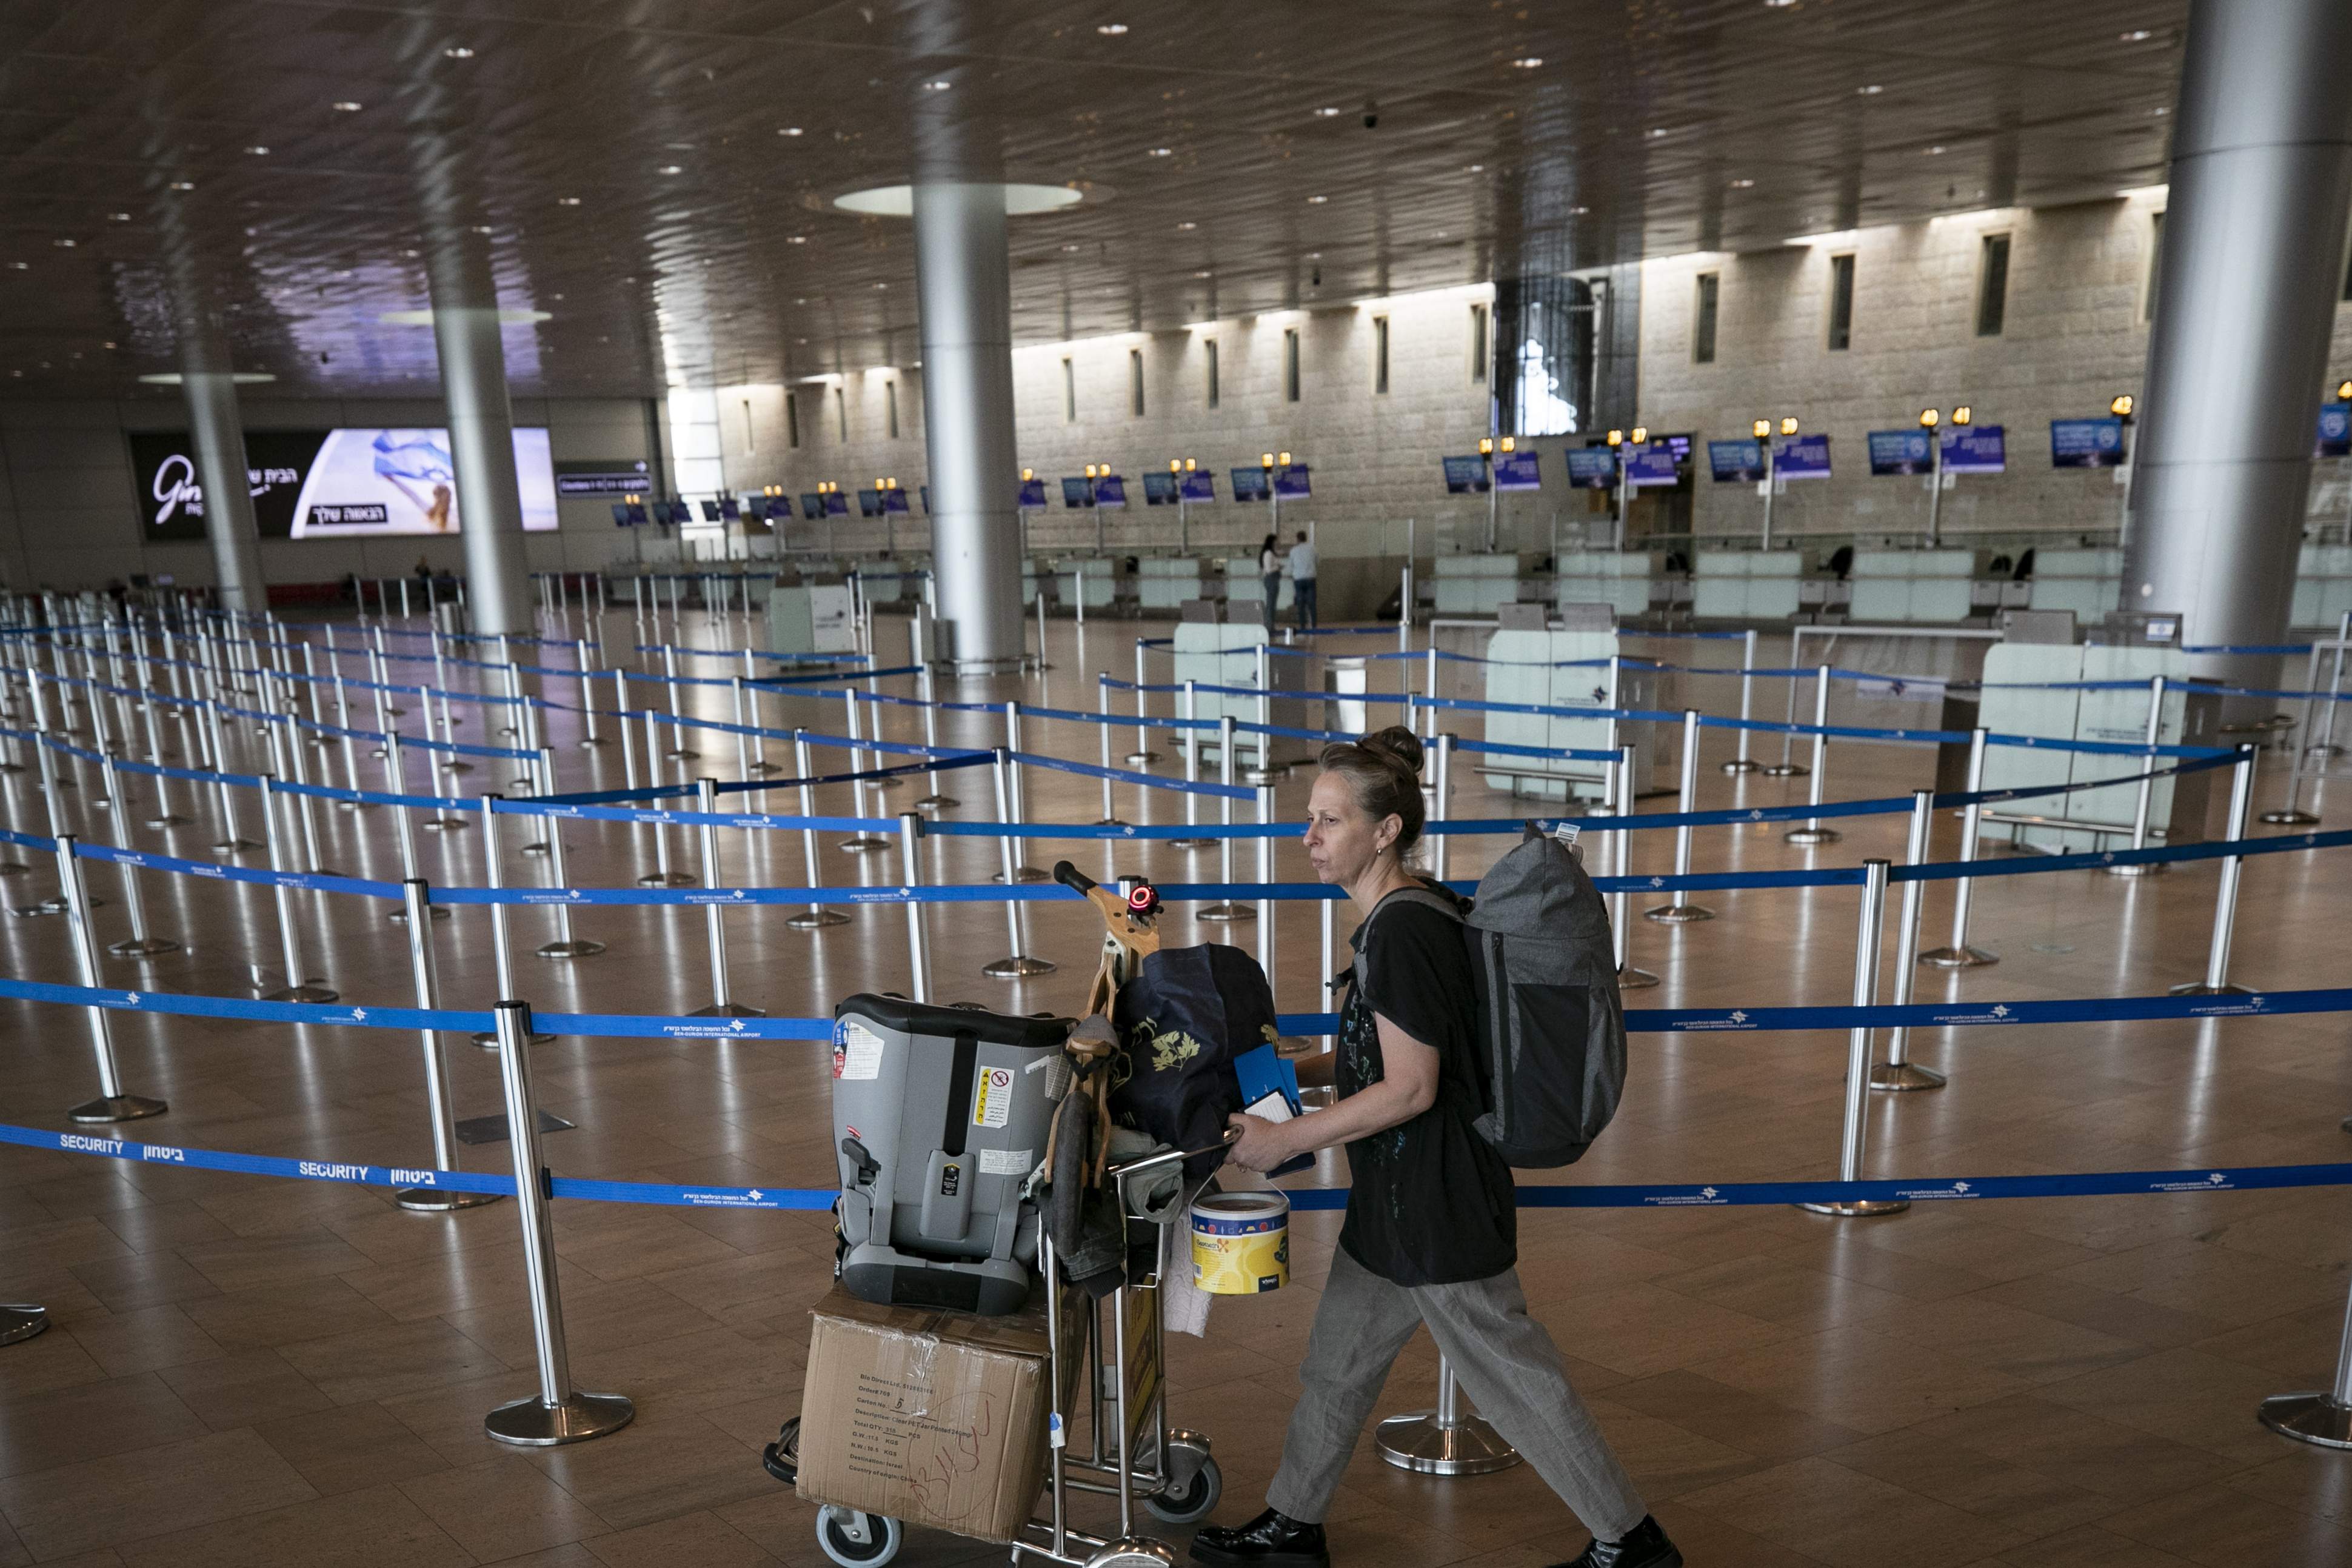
[912,619,958,809]
[472,796,555,1048]
[1374,1356,1520,1475]
[982,749,1054,978]
[534,753,603,960]
[2171,742,2258,998]
[1000,702,1045,879]
[1198,715,1252,922]
[898,812,930,1004]
[690,777,763,1016]
[838,690,892,854]
[2113,676,2179,867]
[1872,789,1947,1093]
[2257,1246,2352,1449]
[255,775,337,1004]
[1255,784,1276,976]
[395,878,500,1212]
[1126,639,1158,764]
[1606,743,1657,989]
[1645,710,1713,923]
[483,999,636,1447]
[1783,666,1839,845]
[1800,858,1907,1218]
[1172,679,1214,850]
[787,731,849,930]
[1430,733,1453,884]
[1722,628,1759,774]
[1919,726,1997,969]
[635,709,695,888]
[98,755,179,958]
[576,642,604,749]
[55,833,168,1124]
[1096,676,1124,827]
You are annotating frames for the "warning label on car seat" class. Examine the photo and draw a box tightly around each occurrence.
[972,1065,1015,1127]
[835,1021,885,1081]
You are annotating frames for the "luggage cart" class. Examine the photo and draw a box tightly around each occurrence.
[771,864,1228,1567]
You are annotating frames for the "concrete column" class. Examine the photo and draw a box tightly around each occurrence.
[426,234,532,637]
[913,182,1023,671]
[181,369,266,615]
[2123,0,2352,690]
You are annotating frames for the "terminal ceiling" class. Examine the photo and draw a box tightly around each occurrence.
[0,0,2188,401]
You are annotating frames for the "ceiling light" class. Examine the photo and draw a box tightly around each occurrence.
[1730,178,1755,188]
[1926,144,1946,155]
[1307,195,1328,204]
[5,262,25,270]
[1096,22,1128,34]
[1061,242,1081,252]
[835,182,1080,216]
[244,145,270,156]
[874,281,888,290]
[444,45,474,58]
[921,79,952,91]
[658,164,683,175]
[1305,251,1321,259]
[1147,147,1173,158]
[1177,220,1197,230]
[136,372,277,385]
[557,196,580,206]
[786,235,807,244]
[778,126,804,136]
[1511,57,1543,68]
[53,238,74,248]
[102,341,115,349]
[1646,127,1667,139]
[2152,105,2170,116]
[1764,0,1796,7]
[376,309,550,326]
[1857,84,1883,95]
[1194,269,1212,278]
[1467,163,1484,172]
[2120,28,2152,42]
[1568,205,1589,215]
[1314,107,1341,118]
[169,180,194,191]
[333,100,362,112]
[107,212,130,222]
[470,224,493,235]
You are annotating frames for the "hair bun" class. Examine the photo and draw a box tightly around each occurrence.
[1357,726,1424,775]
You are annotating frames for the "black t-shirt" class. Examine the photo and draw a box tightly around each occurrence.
[1335,892,1518,1287]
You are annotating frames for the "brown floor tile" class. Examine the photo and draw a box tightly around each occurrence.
[1993,1523,2202,1566]
[256,1401,454,1496]
[1819,1427,2114,1538]
[1910,1393,2243,1503]
[157,1348,338,1429]
[396,1455,612,1562]
[1597,1369,1871,1462]
[2034,1348,2301,1466]
[114,1480,470,1568]
[1677,1455,2031,1568]
[2093,1477,2352,1567]
[61,1303,226,1378]
[0,1370,210,1478]
[275,1315,514,1406]
[580,1509,777,1567]
[0,1429,315,1560]
[524,1407,773,1532]
[1691,1327,2033,1436]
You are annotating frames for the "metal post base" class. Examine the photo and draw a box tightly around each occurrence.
[107,936,182,957]
[144,813,193,829]
[1869,1061,1948,1092]
[1797,1198,1910,1218]
[983,955,1057,977]
[744,759,781,775]
[1372,1410,1523,1476]
[211,836,264,852]
[1125,750,1161,766]
[1171,838,1218,850]
[1783,827,1842,846]
[536,940,606,959]
[387,906,453,923]
[1643,904,1714,924]
[2169,981,2255,997]
[0,1305,46,1344]
[663,748,700,762]
[840,836,894,854]
[635,870,697,888]
[419,818,472,834]
[472,1029,555,1050]
[577,736,607,749]
[484,1390,635,1447]
[1917,945,1998,969]
[914,794,960,810]
[991,866,1051,882]
[520,842,551,858]
[788,909,852,929]
[2257,1392,2352,1449]
[395,1187,503,1213]
[690,1001,767,1017]
[2260,809,2322,826]
[2105,862,2169,878]
[1760,762,1808,778]
[265,983,341,1004]
[1196,903,1255,922]
[1617,967,1660,990]
[68,1094,168,1123]
[1095,817,1129,829]
[1720,758,1760,775]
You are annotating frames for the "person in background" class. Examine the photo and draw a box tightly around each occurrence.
[1258,532,1281,633]
[1191,729,1680,1568]
[1288,529,1317,630]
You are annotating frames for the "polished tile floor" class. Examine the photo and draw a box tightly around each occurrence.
[2,607,2351,1567]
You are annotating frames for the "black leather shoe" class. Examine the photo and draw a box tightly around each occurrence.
[1549,1515,1683,1568]
[1190,1506,1330,1567]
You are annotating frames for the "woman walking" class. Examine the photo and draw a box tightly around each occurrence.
[1191,729,1679,1568]
[1257,532,1281,633]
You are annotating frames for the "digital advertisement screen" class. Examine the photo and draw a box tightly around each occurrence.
[1708,440,1767,482]
[883,487,910,515]
[1178,470,1216,502]
[1624,445,1678,488]
[1274,464,1311,499]
[1442,456,1489,494]
[1564,448,1616,489]
[1230,467,1270,501]
[1867,430,1935,476]
[800,493,824,520]
[2319,404,2351,459]
[1940,426,2006,475]
[1143,472,1179,505]
[856,489,883,518]
[1018,478,1048,510]
[1061,476,1095,508]
[2052,418,2126,469]
[1093,475,1127,509]
[1492,451,1540,492]
[1774,433,1832,479]
[132,427,560,541]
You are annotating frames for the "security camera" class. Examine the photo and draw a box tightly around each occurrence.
[1362,100,1379,130]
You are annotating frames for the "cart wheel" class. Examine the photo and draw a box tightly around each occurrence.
[815,1506,901,1567]
[1144,1453,1221,1524]
[760,1416,800,1485]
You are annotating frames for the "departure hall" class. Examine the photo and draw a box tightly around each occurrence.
[6,2,2352,1565]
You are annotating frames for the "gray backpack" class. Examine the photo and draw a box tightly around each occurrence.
[1352,827,1626,1168]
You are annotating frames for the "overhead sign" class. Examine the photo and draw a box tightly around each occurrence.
[824,490,849,516]
[2319,403,2351,459]
[1492,451,1542,492]
[132,427,559,541]
[609,502,650,526]
[1940,425,2006,474]
[1143,472,1179,505]
[883,487,910,515]
[1274,463,1311,499]
[1774,433,1831,479]
[1017,477,1048,510]
[1867,429,1934,476]
[1061,476,1095,508]
[1230,466,1271,501]
[763,495,792,521]
[1442,456,1489,494]
[855,489,883,518]
[1624,444,1678,488]
[1564,447,1616,489]
[1178,469,1215,502]
[1094,474,1128,509]
[800,493,824,520]
[2051,418,2126,469]
[554,459,652,497]
[697,499,723,522]
[1708,439,1766,483]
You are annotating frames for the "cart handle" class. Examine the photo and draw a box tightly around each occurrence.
[1105,1126,1241,1181]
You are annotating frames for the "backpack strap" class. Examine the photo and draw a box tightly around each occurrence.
[1346,883,1466,1001]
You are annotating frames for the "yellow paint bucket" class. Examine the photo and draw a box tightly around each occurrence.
[1190,1192,1289,1295]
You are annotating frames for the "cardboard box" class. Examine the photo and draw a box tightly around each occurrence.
[796,1283,1056,1544]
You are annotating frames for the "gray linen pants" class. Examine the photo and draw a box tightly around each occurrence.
[1266,1247,1648,1541]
